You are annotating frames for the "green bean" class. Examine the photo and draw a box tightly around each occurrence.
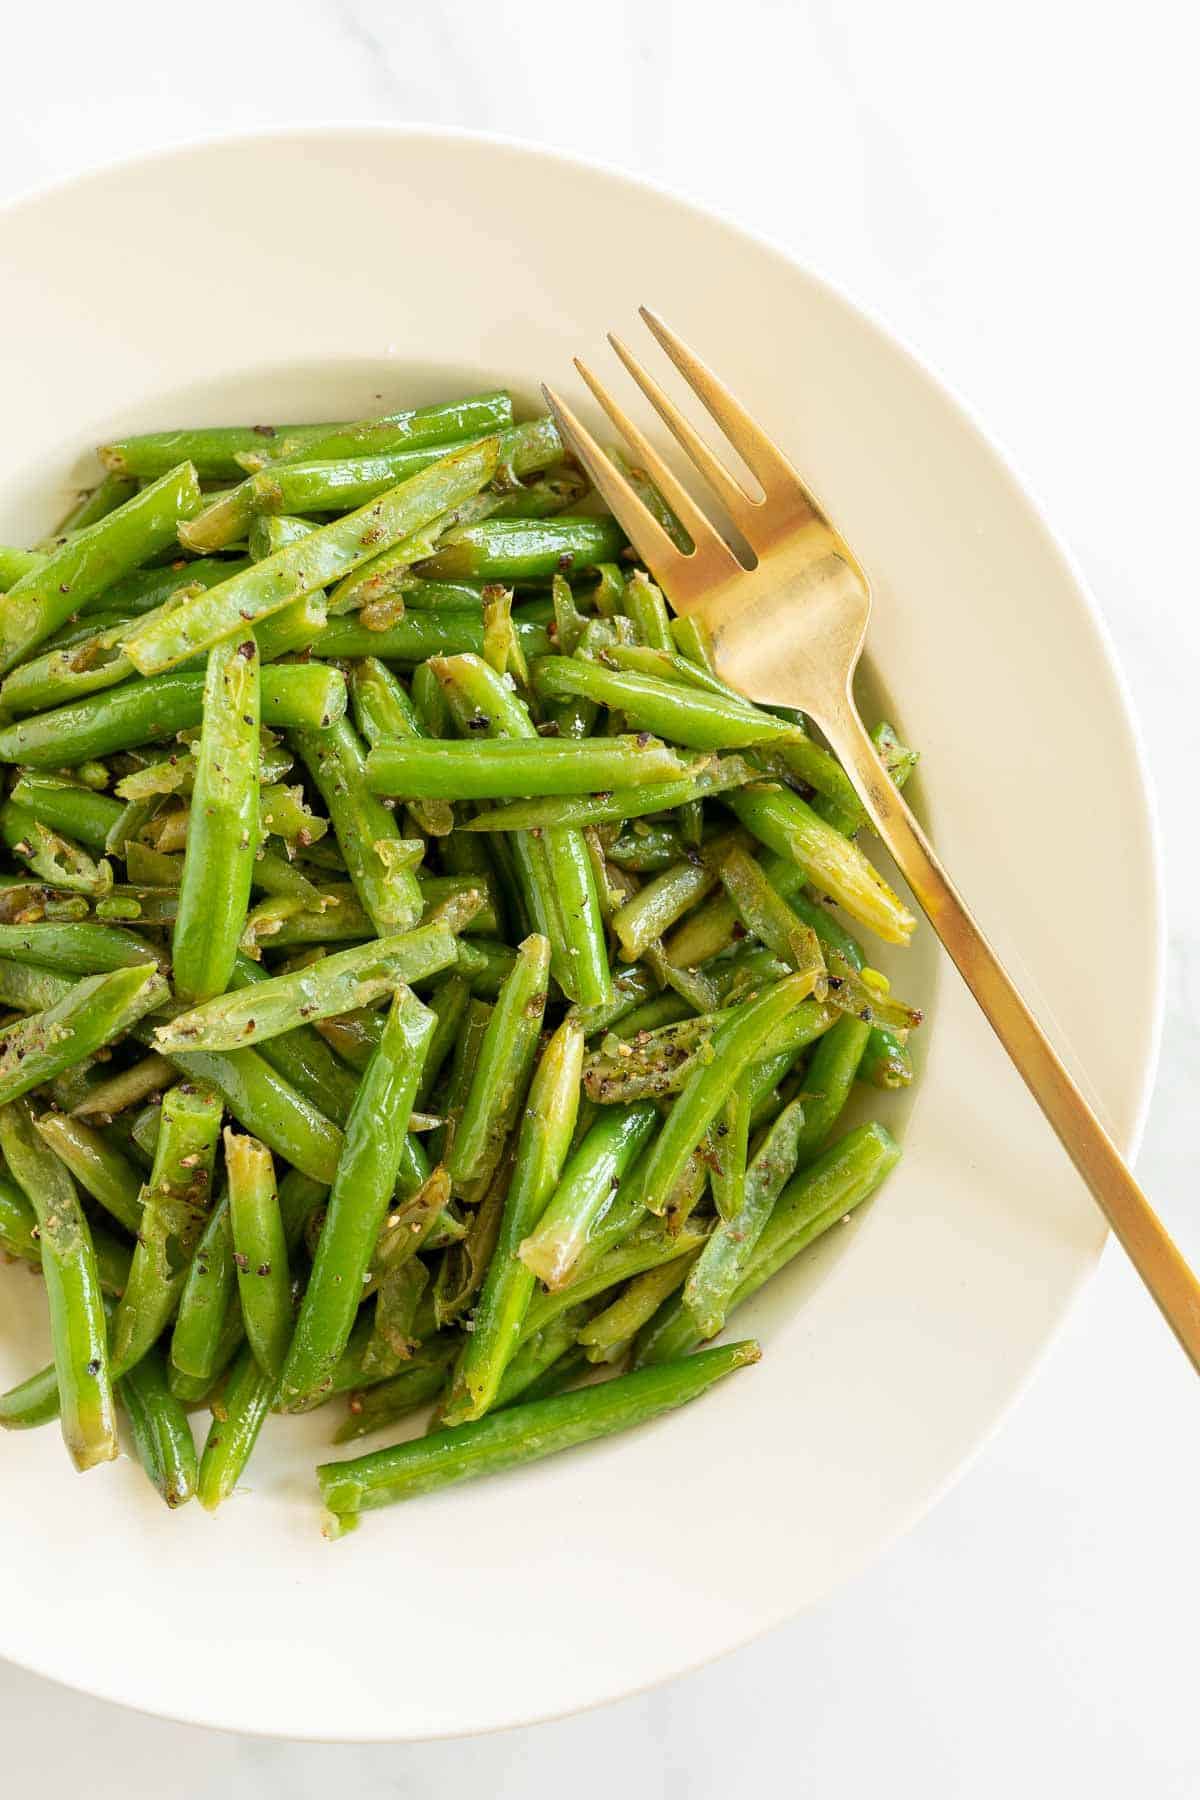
[460,756,753,833]
[432,994,490,1165]
[581,1013,716,1101]
[225,1131,291,1379]
[0,662,344,769]
[110,1083,224,1375]
[577,1253,698,1361]
[0,1168,41,1261]
[638,1123,900,1367]
[304,401,511,485]
[582,826,637,925]
[431,651,610,1003]
[83,555,250,619]
[812,719,919,835]
[0,877,86,925]
[124,439,497,670]
[364,1165,453,1314]
[632,974,812,1213]
[7,776,122,853]
[664,850,836,973]
[0,1097,117,1468]
[715,843,826,996]
[0,545,45,586]
[670,869,909,1087]
[486,1304,593,1408]
[0,965,167,1107]
[349,656,453,838]
[220,954,359,1124]
[584,988,836,1107]
[157,1042,339,1182]
[406,975,467,1108]
[1,576,230,715]
[0,800,112,896]
[248,514,318,560]
[619,570,674,651]
[45,1056,105,1113]
[417,515,625,581]
[69,1054,174,1120]
[858,1029,914,1090]
[397,579,492,613]
[248,846,322,906]
[364,734,686,801]
[170,634,260,1002]
[0,1359,63,1430]
[290,717,423,937]
[130,1102,163,1161]
[40,472,139,543]
[279,987,435,1408]
[605,642,867,820]
[0,926,153,987]
[611,852,722,964]
[39,612,127,654]
[335,1336,460,1444]
[196,1343,276,1510]
[0,1163,131,1298]
[181,417,554,555]
[532,658,804,751]
[0,464,204,674]
[168,1195,236,1382]
[604,642,739,699]
[33,1111,144,1234]
[101,393,514,481]
[490,1317,591,1409]
[708,1065,753,1222]
[0,385,925,1527]
[160,922,458,1054]
[312,609,550,664]
[725,785,916,944]
[433,1173,505,1319]
[318,1339,757,1518]
[793,1014,873,1163]
[610,447,692,553]
[503,1343,590,1404]
[606,821,685,872]
[172,1166,325,1390]
[241,885,369,951]
[419,874,499,936]
[518,1100,658,1290]
[443,1018,584,1425]
[568,964,659,1037]
[682,1097,806,1337]
[3,586,324,717]
[331,510,485,621]
[541,822,610,1007]
[357,1270,429,1389]
[117,1343,198,1507]
[445,933,550,1195]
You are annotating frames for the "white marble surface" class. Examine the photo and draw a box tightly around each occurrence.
[2,0,1198,1790]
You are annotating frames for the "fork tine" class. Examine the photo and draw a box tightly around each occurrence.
[639,306,807,508]
[572,358,744,584]
[540,383,688,589]
[607,331,767,546]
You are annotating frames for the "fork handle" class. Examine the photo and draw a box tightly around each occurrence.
[819,693,1200,1373]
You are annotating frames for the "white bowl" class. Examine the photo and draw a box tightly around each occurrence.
[0,128,1162,1740]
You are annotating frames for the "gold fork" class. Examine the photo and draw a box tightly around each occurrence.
[543,306,1200,1374]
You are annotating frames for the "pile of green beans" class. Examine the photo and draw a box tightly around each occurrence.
[0,384,922,1531]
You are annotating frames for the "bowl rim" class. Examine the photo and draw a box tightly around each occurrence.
[0,122,1166,1739]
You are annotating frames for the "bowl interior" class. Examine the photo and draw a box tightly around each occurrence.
[0,130,1160,1740]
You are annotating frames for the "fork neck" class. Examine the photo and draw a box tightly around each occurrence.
[704,549,869,729]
